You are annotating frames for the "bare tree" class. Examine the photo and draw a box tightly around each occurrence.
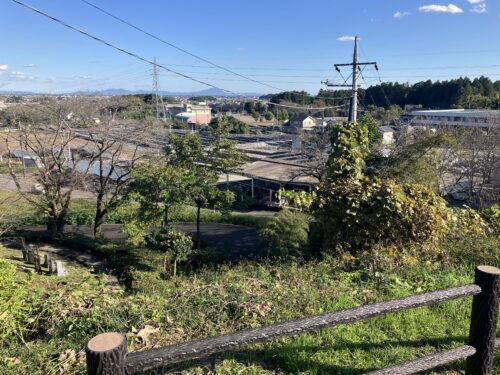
[438,125,500,208]
[3,98,102,234]
[294,130,331,182]
[80,100,147,237]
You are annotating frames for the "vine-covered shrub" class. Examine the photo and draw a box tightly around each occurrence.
[480,204,500,234]
[277,188,316,211]
[313,177,450,260]
[260,209,310,259]
[447,206,490,236]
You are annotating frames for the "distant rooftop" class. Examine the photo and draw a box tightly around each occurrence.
[410,109,500,119]
[406,109,499,127]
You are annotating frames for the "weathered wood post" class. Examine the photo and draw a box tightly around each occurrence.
[466,265,500,375]
[86,332,127,375]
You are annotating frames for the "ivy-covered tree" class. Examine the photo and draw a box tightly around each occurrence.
[326,121,369,181]
[313,120,453,264]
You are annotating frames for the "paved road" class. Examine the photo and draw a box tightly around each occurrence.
[174,223,263,259]
[21,222,263,259]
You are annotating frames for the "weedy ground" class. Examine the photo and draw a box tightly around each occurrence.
[1,240,499,374]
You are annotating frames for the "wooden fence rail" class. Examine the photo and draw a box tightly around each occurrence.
[85,265,500,375]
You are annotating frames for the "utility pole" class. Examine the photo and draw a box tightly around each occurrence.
[152,57,166,122]
[322,36,378,124]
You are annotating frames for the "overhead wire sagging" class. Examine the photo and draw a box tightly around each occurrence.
[12,0,348,111]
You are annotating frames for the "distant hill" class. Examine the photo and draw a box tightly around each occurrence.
[0,88,262,98]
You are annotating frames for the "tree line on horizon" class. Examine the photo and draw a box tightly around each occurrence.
[264,76,500,111]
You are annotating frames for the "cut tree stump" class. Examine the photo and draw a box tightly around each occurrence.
[86,332,127,375]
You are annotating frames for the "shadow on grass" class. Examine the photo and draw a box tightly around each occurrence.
[139,335,470,374]
[11,229,155,287]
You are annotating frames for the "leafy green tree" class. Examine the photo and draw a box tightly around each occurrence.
[255,102,267,113]
[277,109,289,121]
[164,130,246,249]
[244,101,255,115]
[209,116,249,134]
[129,163,190,228]
[264,111,275,121]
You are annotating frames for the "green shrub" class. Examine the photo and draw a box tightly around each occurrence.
[313,177,449,261]
[148,227,194,276]
[260,209,309,258]
[481,204,500,234]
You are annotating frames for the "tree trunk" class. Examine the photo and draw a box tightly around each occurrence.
[94,209,105,238]
[163,252,168,272]
[47,215,65,235]
[94,195,105,238]
[162,205,169,228]
[173,259,177,277]
[196,204,201,251]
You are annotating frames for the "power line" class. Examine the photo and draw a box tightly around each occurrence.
[79,0,352,104]
[13,0,347,111]
[12,1,234,93]
[79,0,285,93]
[139,62,500,73]
[360,45,391,108]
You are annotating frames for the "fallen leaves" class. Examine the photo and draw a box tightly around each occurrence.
[127,325,160,346]
[56,349,85,374]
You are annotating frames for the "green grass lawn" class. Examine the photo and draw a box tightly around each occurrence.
[1,241,498,374]
[0,188,273,229]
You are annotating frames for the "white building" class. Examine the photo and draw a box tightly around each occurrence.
[405,109,500,128]
[379,126,396,145]
[285,114,316,133]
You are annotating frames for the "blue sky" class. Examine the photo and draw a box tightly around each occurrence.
[1,0,499,94]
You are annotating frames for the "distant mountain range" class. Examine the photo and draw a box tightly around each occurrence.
[0,87,262,98]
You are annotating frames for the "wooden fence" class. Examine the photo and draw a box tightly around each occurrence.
[85,265,500,374]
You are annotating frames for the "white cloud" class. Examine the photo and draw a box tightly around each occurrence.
[394,11,411,18]
[337,35,357,42]
[419,4,464,13]
[470,3,487,13]
[467,0,484,4]
[0,64,7,71]
[10,71,26,79]
[236,47,247,52]
[23,63,36,68]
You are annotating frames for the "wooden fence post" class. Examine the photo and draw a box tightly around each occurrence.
[86,332,127,375]
[466,265,500,375]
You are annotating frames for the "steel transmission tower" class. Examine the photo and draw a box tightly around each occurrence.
[322,36,378,124]
[152,57,166,121]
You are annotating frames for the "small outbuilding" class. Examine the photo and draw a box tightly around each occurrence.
[379,126,396,145]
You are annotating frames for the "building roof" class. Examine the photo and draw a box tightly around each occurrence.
[239,160,318,185]
[379,125,395,133]
[410,109,500,119]
[175,112,194,120]
[289,113,313,122]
